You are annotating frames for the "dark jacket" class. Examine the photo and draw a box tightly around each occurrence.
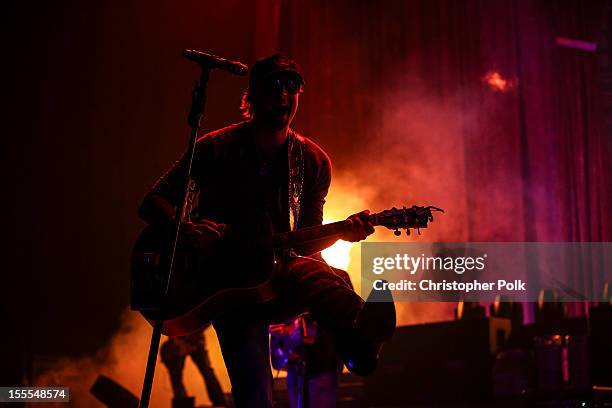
[139,121,332,256]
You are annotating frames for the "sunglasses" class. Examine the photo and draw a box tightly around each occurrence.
[261,77,303,95]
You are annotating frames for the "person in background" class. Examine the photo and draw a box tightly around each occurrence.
[160,326,227,408]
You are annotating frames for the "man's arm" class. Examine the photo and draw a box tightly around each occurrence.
[294,154,337,256]
[294,150,373,256]
[138,139,226,240]
[139,152,189,231]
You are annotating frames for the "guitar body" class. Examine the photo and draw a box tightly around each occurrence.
[131,214,277,336]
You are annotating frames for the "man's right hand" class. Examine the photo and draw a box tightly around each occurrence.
[183,219,227,238]
[179,220,227,257]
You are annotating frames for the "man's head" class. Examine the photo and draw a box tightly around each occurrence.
[241,54,304,130]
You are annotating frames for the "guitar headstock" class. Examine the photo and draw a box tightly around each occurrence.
[371,205,444,236]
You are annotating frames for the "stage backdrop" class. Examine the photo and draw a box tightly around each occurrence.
[256,0,612,322]
[3,0,611,405]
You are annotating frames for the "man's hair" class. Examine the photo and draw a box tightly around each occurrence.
[240,53,304,119]
[240,89,254,119]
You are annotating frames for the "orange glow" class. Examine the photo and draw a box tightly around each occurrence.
[322,235,352,270]
[482,70,516,92]
[318,181,369,284]
[33,310,231,407]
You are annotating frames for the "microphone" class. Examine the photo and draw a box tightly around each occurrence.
[182,49,248,76]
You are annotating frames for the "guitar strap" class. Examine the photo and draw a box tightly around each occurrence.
[287,130,305,232]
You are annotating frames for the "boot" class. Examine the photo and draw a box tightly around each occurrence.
[340,285,396,376]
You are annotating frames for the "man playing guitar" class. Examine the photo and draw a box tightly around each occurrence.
[138,54,396,408]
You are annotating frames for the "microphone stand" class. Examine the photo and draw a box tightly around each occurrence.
[138,65,211,408]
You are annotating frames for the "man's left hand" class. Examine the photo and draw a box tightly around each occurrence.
[341,210,375,242]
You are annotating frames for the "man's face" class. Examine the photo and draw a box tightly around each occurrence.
[252,73,302,130]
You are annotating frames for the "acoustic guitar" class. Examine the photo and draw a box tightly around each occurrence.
[131,205,442,336]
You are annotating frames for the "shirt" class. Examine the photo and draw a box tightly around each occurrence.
[139,121,333,256]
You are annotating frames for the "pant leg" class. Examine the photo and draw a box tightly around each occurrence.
[273,256,364,334]
[307,371,339,408]
[160,339,188,399]
[286,368,299,408]
[189,336,226,406]
[288,369,339,408]
[213,317,273,408]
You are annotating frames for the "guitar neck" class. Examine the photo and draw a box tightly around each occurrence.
[259,206,437,250]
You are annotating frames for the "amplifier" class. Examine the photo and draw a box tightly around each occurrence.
[364,317,511,406]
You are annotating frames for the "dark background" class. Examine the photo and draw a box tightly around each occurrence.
[3,0,612,392]
[3,0,260,382]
